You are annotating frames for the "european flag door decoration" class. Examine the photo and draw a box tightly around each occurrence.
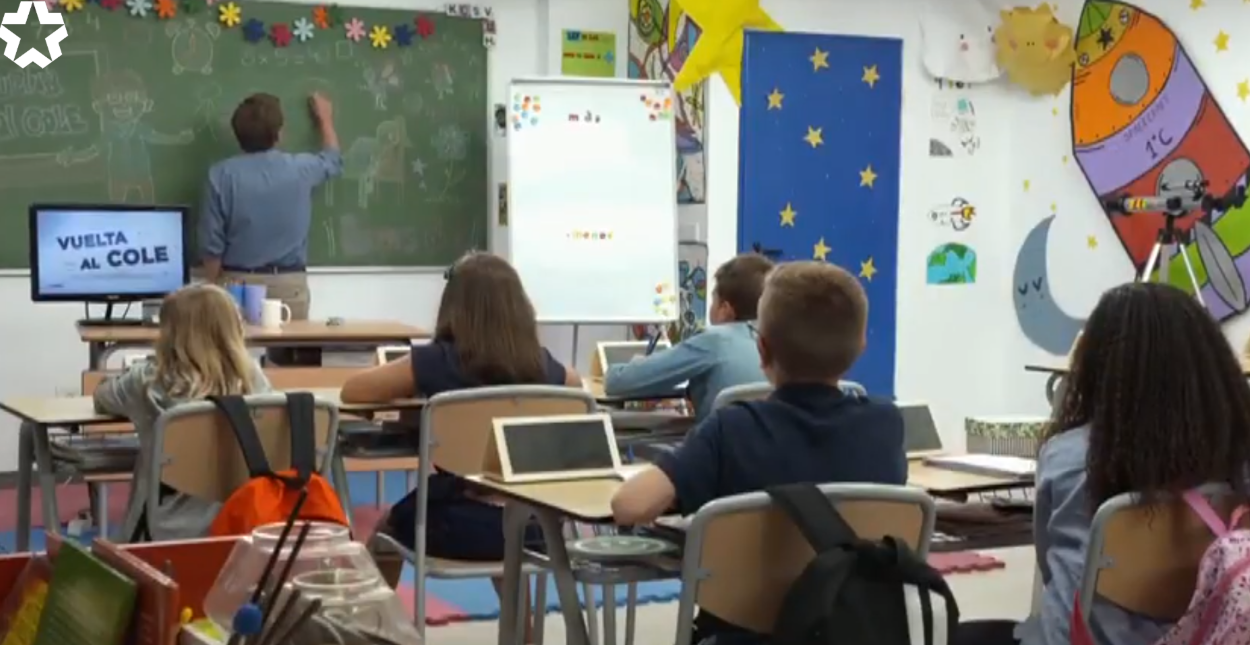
[738,31,902,396]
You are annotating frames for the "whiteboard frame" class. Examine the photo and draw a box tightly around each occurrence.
[504,76,680,325]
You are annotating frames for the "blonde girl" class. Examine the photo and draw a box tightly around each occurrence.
[95,284,272,540]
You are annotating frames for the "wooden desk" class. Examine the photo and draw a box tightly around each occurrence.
[907,461,1030,497]
[465,467,646,522]
[0,390,425,551]
[584,377,686,407]
[77,320,429,369]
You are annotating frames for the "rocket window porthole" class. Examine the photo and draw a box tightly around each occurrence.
[1109,54,1149,106]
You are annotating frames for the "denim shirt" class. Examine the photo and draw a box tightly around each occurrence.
[1020,425,1173,645]
[199,149,343,268]
[602,322,766,419]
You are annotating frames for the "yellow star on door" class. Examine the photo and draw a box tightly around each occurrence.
[859,257,877,282]
[859,165,878,188]
[1215,31,1230,52]
[1087,235,1098,249]
[1191,0,1205,9]
[1238,79,1250,102]
[862,65,880,88]
[767,88,784,109]
[813,237,831,261]
[804,126,824,148]
[1023,179,1031,191]
[810,48,829,71]
[779,202,797,227]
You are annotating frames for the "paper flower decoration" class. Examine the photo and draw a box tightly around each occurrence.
[180,0,202,13]
[126,0,153,17]
[293,17,315,42]
[369,25,391,48]
[344,17,365,41]
[218,1,240,26]
[415,16,434,39]
[155,0,176,18]
[327,5,345,27]
[206,0,217,4]
[270,22,292,47]
[100,0,121,8]
[242,18,266,43]
[312,6,330,29]
[394,23,414,47]
[61,0,85,13]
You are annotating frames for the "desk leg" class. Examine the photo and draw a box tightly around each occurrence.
[1044,374,1061,406]
[16,422,34,551]
[32,425,60,537]
[534,508,590,645]
[498,503,528,645]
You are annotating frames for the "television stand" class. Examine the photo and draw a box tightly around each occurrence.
[78,303,146,327]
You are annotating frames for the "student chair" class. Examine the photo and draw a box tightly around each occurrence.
[672,484,936,643]
[396,385,639,642]
[121,393,341,542]
[710,380,868,410]
[1077,484,1243,633]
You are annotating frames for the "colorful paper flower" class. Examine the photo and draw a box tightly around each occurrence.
[312,6,330,29]
[393,23,415,47]
[415,16,435,39]
[270,22,292,47]
[293,17,315,42]
[344,17,365,41]
[126,0,153,17]
[61,0,85,13]
[100,0,122,9]
[218,1,240,26]
[369,24,391,48]
[155,0,176,18]
[180,0,200,14]
[242,17,266,43]
[327,5,345,27]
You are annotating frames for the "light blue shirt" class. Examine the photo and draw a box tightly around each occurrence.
[1021,425,1172,645]
[602,322,765,419]
[199,149,343,269]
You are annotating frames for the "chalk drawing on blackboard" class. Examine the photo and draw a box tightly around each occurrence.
[331,116,411,208]
[194,82,222,141]
[361,61,400,111]
[167,19,220,75]
[322,219,337,258]
[427,124,467,203]
[59,70,194,203]
[401,92,424,117]
[430,63,454,100]
[335,41,355,61]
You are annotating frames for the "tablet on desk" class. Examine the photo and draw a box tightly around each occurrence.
[594,340,672,378]
[898,401,945,458]
[483,414,624,484]
[376,345,411,365]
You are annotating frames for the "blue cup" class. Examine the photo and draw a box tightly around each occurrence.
[226,284,246,310]
[241,284,267,325]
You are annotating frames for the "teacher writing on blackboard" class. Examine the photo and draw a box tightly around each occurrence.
[197,91,341,330]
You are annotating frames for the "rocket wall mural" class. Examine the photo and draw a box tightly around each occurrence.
[1071,1,1250,321]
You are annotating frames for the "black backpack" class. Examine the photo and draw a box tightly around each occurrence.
[767,483,960,645]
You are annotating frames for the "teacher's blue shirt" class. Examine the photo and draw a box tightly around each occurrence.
[199,148,343,269]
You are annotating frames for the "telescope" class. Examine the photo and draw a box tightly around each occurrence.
[1102,181,1225,216]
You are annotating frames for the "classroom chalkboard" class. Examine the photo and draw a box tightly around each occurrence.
[0,1,488,269]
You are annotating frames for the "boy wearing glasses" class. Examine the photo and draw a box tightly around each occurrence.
[603,253,774,419]
[611,261,906,645]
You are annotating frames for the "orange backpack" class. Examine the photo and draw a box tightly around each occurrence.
[207,392,349,537]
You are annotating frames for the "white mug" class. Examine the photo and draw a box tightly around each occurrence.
[260,299,292,329]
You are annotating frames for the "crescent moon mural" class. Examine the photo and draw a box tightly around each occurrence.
[1014,216,1086,355]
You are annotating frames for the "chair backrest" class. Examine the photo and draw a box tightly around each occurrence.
[711,380,869,410]
[419,386,599,475]
[1080,484,1245,621]
[673,484,935,640]
[150,394,340,502]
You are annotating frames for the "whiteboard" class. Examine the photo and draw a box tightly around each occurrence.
[506,77,679,324]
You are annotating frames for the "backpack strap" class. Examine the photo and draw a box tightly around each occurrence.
[1183,489,1233,536]
[208,395,273,479]
[766,483,859,552]
[284,391,318,487]
[883,536,961,645]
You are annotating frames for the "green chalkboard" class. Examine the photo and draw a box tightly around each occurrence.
[0,1,488,268]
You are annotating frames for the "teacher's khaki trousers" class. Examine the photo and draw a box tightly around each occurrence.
[221,271,318,366]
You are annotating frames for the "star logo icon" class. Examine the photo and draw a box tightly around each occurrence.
[0,1,67,69]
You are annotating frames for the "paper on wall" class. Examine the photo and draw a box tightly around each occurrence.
[919,2,1002,83]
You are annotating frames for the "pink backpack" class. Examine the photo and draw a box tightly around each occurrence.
[1074,491,1250,645]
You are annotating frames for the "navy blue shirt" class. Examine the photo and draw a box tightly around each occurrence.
[657,383,907,516]
[199,148,343,269]
[411,340,567,394]
[658,383,906,643]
